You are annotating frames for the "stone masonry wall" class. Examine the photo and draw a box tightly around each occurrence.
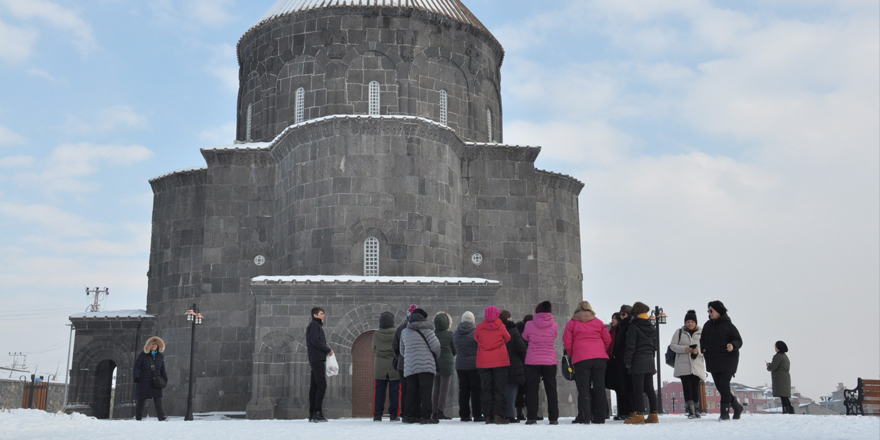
[271,116,464,278]
[236,8,503,144]
[247,279,501,420]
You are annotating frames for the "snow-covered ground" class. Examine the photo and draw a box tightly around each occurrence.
[1,409,878,440]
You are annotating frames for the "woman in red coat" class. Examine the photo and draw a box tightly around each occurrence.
[475,305,510,424]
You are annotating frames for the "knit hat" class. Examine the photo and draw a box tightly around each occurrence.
[620,304,633,315]
[411,308,428,320]
[379,312,395,329]
[775,341,789,353]
[406,304,419,318]
[484,306,501,322]
[499,310,511,322]
[684,310,698,324]
[708,300,728,316]
[535,301,552,314]
[462,311,475,324]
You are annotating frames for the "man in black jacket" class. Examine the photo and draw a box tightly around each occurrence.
[306,307,333,422]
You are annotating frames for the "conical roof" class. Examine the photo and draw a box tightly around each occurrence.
[252,0,492,37]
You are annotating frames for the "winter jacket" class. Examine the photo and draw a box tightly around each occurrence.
[669,326,707,380]
[521,312,558,366]
[607,325,617,358]
[400,314,441,377]
[606,316,632,391]
[767,352,791,398]
[504,320,528,385]
[624,316,657,375]
[373,327,400,381]
[474,318,511,369]
[392,321,407,372]
[453,322,478,370]
[563,311,611,365]
[133,336,168,400]
[433,313,457,377]
[306,317,331,365]
[700,314,742,374]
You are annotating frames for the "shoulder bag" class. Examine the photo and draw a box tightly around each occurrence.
[561,349,575,381]
[150,356,167,389]
[664,329,682,368]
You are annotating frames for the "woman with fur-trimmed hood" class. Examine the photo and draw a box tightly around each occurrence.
[133,336,168,421]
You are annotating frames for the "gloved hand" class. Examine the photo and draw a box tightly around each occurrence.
[625,364,631,370]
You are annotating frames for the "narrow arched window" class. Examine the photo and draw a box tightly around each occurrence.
[295,88,305,124]
[369,81,380,116]
[487,108,493,142]
[246,104,253,142]
[364,236,379,276]
[439,90,448,126]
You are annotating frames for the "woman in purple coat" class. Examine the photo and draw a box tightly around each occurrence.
[521,301,559,425]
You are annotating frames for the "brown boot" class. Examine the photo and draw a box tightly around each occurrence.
[625,413,645,425]
[495,415,509,425]
[645,413,659,424]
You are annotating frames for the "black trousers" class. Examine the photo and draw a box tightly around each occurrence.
[405,372,434,420]
[515,382,526,415]
[780,397,793,414]
[617,370,633,416]
[374,379,400,417]
[397,369,406,416]
[525,364,559,422]
[680,374,702,403]
[479,367,508,419]
[712,371,734,406]
[574,359,607,423]
[135,397,164,420]
[309,361,327,414]
[457,369,482,419]
[631,373,657,414]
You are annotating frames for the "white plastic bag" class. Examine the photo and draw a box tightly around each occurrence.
[325,353,339,377]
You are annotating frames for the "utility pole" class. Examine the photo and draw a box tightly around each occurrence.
[85,287,110,312]
[7,352,26,378]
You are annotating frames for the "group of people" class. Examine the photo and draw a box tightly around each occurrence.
[300,299,794,425]
[131,299,791,423]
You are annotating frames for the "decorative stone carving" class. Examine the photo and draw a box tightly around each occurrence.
[466,44,482,74]
[323,29,347,59]
[397,30,418,62]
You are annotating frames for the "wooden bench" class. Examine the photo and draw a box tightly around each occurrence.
[844,378,880,416]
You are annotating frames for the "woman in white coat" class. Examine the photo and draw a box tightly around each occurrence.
[669,310,707,419]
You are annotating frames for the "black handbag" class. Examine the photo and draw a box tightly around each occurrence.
[150,356,167,389]
[561,350,575,381]
[664,329,681,368]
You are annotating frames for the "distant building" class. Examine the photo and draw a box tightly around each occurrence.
[660,381,827,415]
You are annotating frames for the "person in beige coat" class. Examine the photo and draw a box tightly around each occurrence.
[669,310,706,419]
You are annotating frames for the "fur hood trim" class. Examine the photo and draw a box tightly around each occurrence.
[143,336,165,354]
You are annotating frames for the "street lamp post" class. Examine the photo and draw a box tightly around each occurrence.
[650,306,667,414]
[184,304,204,421]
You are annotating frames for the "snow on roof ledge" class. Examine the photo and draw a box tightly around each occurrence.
[252,276,500,286]
[70,309,156,320]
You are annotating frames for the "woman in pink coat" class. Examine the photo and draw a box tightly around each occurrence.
[563,301,612,424]
[521,301,559,424]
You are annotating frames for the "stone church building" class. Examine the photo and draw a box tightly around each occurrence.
[67,0,585,420]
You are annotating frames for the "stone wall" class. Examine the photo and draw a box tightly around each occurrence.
[0,379,65,412]
[246,278,501,420]
[271,116,464,277]
[236,7,504,144]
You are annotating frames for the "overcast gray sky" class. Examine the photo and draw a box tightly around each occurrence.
[0,0,877,401]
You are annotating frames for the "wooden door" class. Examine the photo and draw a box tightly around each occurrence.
[351,331,375,418]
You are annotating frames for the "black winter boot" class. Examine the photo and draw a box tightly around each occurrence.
[437,411,451,420]
[731,398,743,420]
[719,404,730,421]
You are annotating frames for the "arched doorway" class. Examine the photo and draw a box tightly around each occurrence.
[94,360,116,419]
[351,331,375,418]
